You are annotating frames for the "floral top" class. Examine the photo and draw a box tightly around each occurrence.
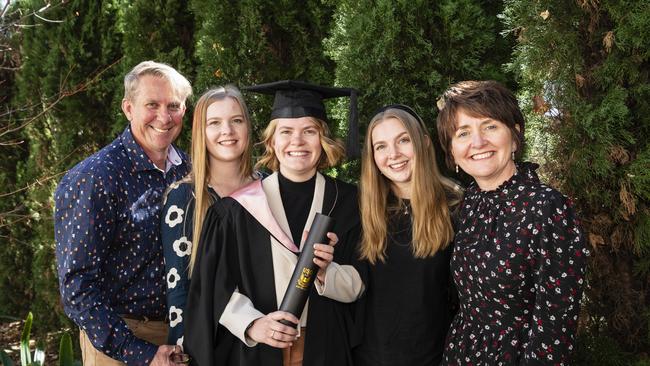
[442,162,588,366]
[162,181,219,347]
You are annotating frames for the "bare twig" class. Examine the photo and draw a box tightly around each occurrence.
[0,57,122,141]
[33,12,64,24]
[0,1,67,32]
[0,0,11,19]
[0,138,24,146]
[0,171,66,199]
[0,212,33,230]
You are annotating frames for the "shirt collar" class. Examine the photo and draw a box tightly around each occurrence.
[165,145,183,173]
[120,126,184,173]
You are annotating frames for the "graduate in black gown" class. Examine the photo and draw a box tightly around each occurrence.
[184,81,364,366]
[354,105,461,366]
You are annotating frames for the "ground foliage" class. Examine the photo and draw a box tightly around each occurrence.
[1,0,648,363]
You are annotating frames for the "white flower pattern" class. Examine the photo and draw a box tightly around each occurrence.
[162,182,222,348]
[172,237,192,257]
[169,305,183,327]
[167,267,180,289]
[164,205,184,228]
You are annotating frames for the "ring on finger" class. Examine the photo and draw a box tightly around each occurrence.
[271,330,276,339]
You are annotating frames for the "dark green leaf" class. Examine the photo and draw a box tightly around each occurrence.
[0,349,14,366]
[20,312,32,366]
[58,332,74,366]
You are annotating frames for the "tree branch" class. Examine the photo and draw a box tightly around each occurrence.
[0,57,122,142]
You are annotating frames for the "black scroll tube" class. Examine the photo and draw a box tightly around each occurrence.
[278,213,335,327]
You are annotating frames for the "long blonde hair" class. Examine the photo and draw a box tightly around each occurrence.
[255,117,345,172]
[189,85,254,274]
[359,107,461,264]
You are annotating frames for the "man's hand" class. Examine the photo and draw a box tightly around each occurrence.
[150,345,186,366]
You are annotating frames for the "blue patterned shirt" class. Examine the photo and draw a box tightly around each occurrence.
[54,126,190,365]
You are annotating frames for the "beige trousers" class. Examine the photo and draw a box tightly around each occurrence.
[79,318,167,366]
[281,328,306,366]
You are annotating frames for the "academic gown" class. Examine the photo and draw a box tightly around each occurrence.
[184,172,362,366]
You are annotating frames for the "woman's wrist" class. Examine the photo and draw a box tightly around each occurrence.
[244,319,255,337]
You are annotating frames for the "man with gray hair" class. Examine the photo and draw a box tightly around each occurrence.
[55,61,192,365]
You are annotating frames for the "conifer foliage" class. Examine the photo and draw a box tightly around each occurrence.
[2,2,649,363]
[190,0,338,137]
[324,0,513,180]
[4,0,124,332]
[503,0,650,363]
[116,0,197,150]
[326,0,513,134]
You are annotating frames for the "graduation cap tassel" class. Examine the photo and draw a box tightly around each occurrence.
[346,89,360,160]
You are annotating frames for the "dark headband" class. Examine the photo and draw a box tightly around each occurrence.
[374,103,425,128]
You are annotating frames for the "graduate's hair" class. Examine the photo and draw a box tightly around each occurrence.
[184,85,254,275]
[359,107,461,264]
[436,80,525,169]
[255,117,345,172]
[123,60,192,104]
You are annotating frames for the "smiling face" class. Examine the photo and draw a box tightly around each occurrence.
[273,117,323,182]
[371,117,415,198]
[122,74,186,167]
[204,97,249,165]
[451,109,518,191]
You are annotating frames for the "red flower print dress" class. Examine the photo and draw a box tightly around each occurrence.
[442,163,588,366]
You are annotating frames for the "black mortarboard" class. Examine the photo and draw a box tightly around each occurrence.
[244,80,360,159]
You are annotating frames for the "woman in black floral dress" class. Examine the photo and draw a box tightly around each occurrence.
[436,80,588,365]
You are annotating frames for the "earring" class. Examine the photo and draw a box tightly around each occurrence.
[455,165,459,174]
[511,151,515,160]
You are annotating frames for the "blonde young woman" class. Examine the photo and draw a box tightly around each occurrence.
[161,85,259,349]
[185,81,364,366]
[354,104,461,366]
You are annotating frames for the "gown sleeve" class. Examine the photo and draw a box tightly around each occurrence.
[161,183,193,347]
[523,194,588,365]
[314,262,364,302]
[219,289,264,346]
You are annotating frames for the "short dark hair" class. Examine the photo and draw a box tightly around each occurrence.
[436,80,525,169]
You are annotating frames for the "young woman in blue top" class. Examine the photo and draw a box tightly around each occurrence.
[161,85,259,348]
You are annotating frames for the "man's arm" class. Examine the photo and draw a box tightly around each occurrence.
[54,172,158,365]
